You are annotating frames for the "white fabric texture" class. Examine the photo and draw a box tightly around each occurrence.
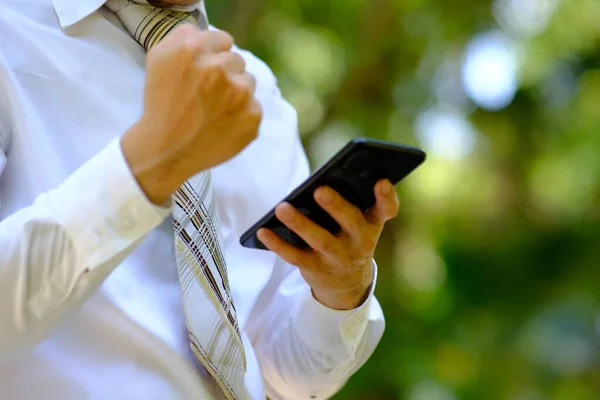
[0,0,386,399]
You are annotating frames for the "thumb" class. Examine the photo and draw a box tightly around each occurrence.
[365,179,400,225]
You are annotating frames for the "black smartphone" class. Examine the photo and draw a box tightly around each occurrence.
[239,138,426,250]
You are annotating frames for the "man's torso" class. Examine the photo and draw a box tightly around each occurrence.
[0,1,305,398]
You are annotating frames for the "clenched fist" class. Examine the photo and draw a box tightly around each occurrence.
[121,25,262,205]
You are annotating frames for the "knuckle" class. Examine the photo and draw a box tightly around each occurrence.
[220,51,235,62]
[169,24,196,43]
[345,206,363,226]
[196,30,213,44]
[320,238,337,254]
[247,72,257,86]
[236,84,253,103]
[207,30,234,51]
[352,206,365,221]
[354,227,367,242]
[248,100,263,120]
[217,30,234,44]
[245,103,263,129]
[203,55,222,68]
[270,239,282,252]
[287,253,302,267]
[319,240,334,253]
[288,213,302,228]
[232,53,246,69]
[180,39,200,57]
[198,60,226,80]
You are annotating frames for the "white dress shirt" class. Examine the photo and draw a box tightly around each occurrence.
[0,1,385,399]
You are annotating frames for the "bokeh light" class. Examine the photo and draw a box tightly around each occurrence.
[399,242,447,293]
[493,0,560,37]
[461,31,518,111]
[408,381,456,400]
[414,108,477,160]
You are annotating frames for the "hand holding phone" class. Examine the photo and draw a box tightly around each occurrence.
[240,138,426,250]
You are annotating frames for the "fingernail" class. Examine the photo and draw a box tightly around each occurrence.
[319,188,333,203]
[382,180,393,195]
[278,204,294,221]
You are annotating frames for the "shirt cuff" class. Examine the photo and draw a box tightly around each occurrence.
[46,137,171,268]
[291,261,379,359]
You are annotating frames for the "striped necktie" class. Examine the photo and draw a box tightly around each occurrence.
[104,2,247,399]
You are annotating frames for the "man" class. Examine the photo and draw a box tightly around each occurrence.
[0,0,398,399]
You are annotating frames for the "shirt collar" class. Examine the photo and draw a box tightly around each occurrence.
[50,0,206,28]
[50,0,107,28]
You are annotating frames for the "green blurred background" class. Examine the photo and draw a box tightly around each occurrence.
[209,0,600,398]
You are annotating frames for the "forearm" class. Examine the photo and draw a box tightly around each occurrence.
[0,138,168,362]
[248,262,385,400]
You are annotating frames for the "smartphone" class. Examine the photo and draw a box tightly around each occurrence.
[239,138,426,250]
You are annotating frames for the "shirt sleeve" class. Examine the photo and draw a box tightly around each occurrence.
[249,258,385,400]
[236,46,385,400]
[291,262,381,362]
[0,138,170,363]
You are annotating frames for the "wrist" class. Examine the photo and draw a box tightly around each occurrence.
[312,285,371,310]
[312,269,374,311]
[120,124,180,206]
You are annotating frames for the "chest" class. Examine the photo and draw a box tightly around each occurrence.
[0,1,146,172]
[0,1,299,276]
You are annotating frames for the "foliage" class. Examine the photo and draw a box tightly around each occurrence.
[209,0,600,398]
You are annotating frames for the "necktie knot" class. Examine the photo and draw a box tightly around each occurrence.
[106,0,201,13]
[105,0,206,50]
